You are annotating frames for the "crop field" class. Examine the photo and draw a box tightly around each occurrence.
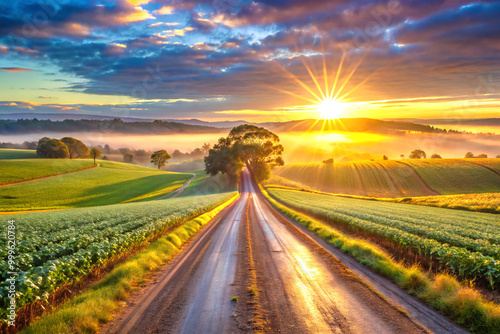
[400,159,500,194]
[0,192,236,318]
[470,158,500,175]
[269,159,500,197]
[395,193,500,214]
[0,149,38,159]
[0,161,191,211]
[0,159,94,185]
[267,188,500,287]
[269,160,436,197]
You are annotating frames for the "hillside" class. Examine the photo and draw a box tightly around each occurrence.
[0,158,94,185]
[0,118,225,134]
[0,160,192,211]
[267,159,500,197]
[0,148,38,159]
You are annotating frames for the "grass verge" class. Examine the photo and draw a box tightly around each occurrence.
[21,194,238,334]
[259,185,500,334]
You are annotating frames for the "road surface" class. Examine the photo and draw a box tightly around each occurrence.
[102,170,466,334]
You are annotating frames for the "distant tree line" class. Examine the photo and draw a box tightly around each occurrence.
[0,118,225,134]
[0,141,37,150]
[95,142,211,164]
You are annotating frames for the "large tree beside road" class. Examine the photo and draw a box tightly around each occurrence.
[205,125,284,182]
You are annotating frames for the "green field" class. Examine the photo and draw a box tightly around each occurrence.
[0,160,191,211]
[267,188,500,286]
[395,193,500,214]
[400,159,500,194]
[0,159,94,185]
[0,192,236,317]
[268,161,433,197]
[268,159,500,197]
[470,158,500,175]
[0,148,38,159]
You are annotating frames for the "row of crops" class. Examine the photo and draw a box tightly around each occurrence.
[269,159,500,198]
[267,188,500,287]
[0,192,235,317]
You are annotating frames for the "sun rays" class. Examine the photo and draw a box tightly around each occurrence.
[267,47,374,161]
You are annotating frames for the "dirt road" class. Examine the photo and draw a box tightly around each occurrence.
[101,170,466,334]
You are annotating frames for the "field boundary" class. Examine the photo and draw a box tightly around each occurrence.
[155,173,197,200]
[5,193,238,334]
[0,164,97,188]
[465,160,500,177]
[393,160,440,195]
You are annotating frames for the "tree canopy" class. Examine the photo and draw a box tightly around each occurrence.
[61,137,90,159]
[409,149,426,159]
[205,125,284,182]
[36,137,70,159]
[151,150,171,170]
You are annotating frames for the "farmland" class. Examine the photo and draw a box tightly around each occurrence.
[400,159,500,194]
[266,188,500,287]
[470,158,500,175]
[0,160,192,211]
[0,149,38,159]
[394,193,500,214]
[0,192,236,319]
[268,159,500,197]
[0,159,94,185]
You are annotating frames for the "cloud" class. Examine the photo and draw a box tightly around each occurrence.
[149,22,180,27]
[0,2,155,40]
[0,67,33,72]
[153,6,174,15]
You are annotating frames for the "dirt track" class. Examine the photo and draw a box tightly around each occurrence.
[100,170,467,334]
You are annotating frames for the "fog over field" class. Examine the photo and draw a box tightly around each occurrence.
[3,130,499,164]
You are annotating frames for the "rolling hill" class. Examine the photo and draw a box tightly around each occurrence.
[0,160,192,211]
[267,159,500,197]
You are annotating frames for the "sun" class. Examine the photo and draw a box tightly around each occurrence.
[316,98,344,119]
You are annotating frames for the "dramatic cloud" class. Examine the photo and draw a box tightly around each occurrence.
[0,0,499,119]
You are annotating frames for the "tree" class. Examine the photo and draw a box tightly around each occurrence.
[36,137,70,158]
[119,148,131,155]
[205,125,284,182]
[151,150,171,170]
[400,154,404,159]
[123,153,134,163]
[90,147,102,164]
[431,154,442,159]
[497,155,500,159]
[201,143,211,153]
[322,158,334,164]
[383,155,389,160]
[477,154,488,158]
[61,137,90,159]
[409,149,426,159]
[465,152,475,159]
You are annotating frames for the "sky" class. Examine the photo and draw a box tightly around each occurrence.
[0,0,500,121]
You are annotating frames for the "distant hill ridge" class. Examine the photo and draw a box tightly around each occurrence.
[0,114,459,134]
